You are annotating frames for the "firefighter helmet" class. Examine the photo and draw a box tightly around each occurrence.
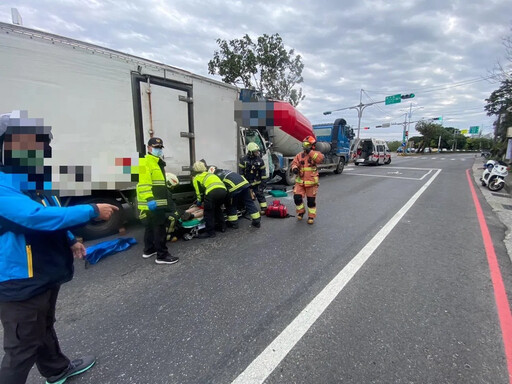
[302,135,316,149]
[192,161,207,173]
[247,142,260,153]
[165,172,179,188]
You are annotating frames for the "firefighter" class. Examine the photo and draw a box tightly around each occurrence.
[137,137,179,264]
[207,165,261,229]
[191,161,227,238]
[239,142,268,214]
[291,136,324,224]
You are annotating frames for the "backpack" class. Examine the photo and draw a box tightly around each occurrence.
[265,200,289,218]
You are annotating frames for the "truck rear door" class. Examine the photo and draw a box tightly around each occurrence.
[134,75,193,177]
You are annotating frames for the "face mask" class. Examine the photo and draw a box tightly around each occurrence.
[152,148,163,157]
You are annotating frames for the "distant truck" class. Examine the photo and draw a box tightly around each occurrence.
[237,89,354,185]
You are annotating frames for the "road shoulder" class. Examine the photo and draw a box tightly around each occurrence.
[472,158,512,263]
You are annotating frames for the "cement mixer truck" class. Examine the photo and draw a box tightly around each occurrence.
[236,89,354,185]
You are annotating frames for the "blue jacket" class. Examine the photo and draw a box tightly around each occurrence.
[0,172,99,302]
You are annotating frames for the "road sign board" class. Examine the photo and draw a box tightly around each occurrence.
[469,126,480,134]
[461,129,468,135]
[381,123,391,128]
[385,94,402,105]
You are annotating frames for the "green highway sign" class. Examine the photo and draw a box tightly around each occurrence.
[469,126,480,134]
[385,94,402,105]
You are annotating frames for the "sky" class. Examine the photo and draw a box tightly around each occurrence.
[1,0,511,141]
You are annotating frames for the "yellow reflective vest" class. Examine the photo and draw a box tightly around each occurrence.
[192,171,227,202]
[137,154,168,215]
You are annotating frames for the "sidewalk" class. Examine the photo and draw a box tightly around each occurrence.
[472,158,512,263]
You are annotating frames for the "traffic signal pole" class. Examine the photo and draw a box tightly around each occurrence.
[323,89,385,139]
[323,91,415,140]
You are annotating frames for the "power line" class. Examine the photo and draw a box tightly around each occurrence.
[364,74,499,95]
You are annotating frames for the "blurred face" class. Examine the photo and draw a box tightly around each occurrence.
[2,129,53,191]
[3,132,51,167]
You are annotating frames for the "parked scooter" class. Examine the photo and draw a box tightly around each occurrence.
[480,160,509,191]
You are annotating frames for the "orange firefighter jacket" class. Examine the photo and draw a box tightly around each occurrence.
[291,150,325,186]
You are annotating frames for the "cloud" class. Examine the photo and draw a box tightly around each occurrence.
[2,0,510,140]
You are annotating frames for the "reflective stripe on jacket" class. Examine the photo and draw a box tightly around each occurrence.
[193,172,227,202]
[291,150,325,186]
[214,169,249,194]
[136,154,168,212]
[239,155,266,185]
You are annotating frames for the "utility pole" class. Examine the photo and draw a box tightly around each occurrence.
[324,90,415,140]
[323,89,385,140]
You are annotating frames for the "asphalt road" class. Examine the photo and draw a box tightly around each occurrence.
[6,153,512,384]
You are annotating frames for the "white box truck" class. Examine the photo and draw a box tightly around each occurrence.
[0,21,263,238]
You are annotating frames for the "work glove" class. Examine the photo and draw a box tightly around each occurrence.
[196,200,202,207]
[292,168,299,175]
[147,200,157,211]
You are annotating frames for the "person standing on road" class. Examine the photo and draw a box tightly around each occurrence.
[191,160,227,238]
[291,136,324,224]
[239,142,268,214]
[137,137,179,264]
[0,112,119,384]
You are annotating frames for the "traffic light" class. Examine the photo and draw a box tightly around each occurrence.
[363,127,370,130]
[401,93,415,100]
[432,117,442,121]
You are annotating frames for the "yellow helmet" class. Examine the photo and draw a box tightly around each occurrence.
[192,161,207,173]
[247,142,260,153]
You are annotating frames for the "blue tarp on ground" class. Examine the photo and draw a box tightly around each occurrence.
[85,237,137,265]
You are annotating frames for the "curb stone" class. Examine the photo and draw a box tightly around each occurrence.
[472,157,512,264]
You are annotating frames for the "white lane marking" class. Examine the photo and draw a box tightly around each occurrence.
[232,169,443,384]
[343,173,423,180]
[420,169,434,180]
[384,166,434,171]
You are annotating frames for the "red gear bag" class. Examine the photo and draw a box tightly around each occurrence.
[265,200,289,218]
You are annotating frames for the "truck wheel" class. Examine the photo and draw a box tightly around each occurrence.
[73,197,124,240]
[284,168,296,186]
[334,158,345,174]
[385,157,391,164]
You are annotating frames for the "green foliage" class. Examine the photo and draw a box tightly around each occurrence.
[484,79,512,158]
[387,141,401,152]
[208,33,305,106]
[465,137,493,151]
[414,122,445,152]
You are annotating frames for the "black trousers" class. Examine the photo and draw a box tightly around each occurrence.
[143,210,169,258]
[250,184,267,209]
[204,188,227,234]
[227,188,260,222]
[0,286,70,384]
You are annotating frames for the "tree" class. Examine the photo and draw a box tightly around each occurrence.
[208,33,305,106]
[415,121,444,152]
[387,141,401,152]
[484,79,512,158]
[491,25,512,82]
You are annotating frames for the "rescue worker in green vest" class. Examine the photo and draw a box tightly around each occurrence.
[191,161,227,239]
[137,137,179,264]
[239,142,268,214]
[206,164,261,229]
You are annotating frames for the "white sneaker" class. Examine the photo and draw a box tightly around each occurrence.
[142,251,157,259]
